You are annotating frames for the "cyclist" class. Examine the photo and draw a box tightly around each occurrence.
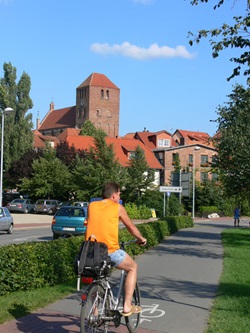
[86,182,147,316]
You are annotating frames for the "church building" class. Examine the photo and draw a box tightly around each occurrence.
[37,73,120,138]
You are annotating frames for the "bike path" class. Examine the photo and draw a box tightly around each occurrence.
[0,219,233,333]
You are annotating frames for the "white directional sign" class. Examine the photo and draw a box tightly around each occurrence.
[159,186,182,193]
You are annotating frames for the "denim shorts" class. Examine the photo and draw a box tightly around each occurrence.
[109,249,126,267]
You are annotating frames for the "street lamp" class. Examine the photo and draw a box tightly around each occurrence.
[192,146,200,219]
[0,107,14,207]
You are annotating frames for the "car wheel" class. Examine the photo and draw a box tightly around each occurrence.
[48,209,54,215]
[7,224,13,234]
[53,233,60,240]
[24,208,29,214]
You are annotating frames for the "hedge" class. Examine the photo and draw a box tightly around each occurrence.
[0,216,193,296]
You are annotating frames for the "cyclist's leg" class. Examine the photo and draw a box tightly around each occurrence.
[116,252,140,314]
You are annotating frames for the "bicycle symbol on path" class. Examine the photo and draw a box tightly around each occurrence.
[140,304,165,323]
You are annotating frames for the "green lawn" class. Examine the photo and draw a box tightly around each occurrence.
[0,280,76,324]
[205,227,250,333]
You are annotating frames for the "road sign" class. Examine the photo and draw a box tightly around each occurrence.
[159,186,182,193]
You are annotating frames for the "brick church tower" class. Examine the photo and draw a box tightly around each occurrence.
[76,73,120,137]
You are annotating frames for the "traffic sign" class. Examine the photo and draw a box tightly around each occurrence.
[159,186,182,193]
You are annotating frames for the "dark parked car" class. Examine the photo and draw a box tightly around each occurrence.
[51,206,87,239]
[34,199,61,215]
[6,199,35,214]
[0,207,14,234]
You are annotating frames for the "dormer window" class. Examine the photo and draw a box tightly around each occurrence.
[158,139,170,147]
[128,151,135,160]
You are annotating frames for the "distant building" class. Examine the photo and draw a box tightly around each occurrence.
[37,73,120,138]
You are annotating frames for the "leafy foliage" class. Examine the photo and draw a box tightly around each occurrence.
[0,62,33,171]
[213,85,250,197]
[71,131,128,200]
[80,120,107,137]
[5,149,44,189]
[0,218,193,296]
[56,140,85,169]
[123,146,155,202]
[20,148,72,200]
[189,1,250,84]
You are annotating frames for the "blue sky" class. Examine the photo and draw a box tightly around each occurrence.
[0,0,247,137]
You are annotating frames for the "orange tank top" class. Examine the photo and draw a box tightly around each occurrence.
[85,199,120,253]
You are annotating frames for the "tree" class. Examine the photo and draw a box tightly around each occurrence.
[189,0,250,84]
[71,131,128,200]
[80,120,107,137]
[5,149,44,189]
[56,140,85,169]
[19,148,72,200]
[0,62,33,170]
[213,84,250,197]
[123,146,155,202]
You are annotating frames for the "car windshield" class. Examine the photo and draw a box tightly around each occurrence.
[57,207,85,217]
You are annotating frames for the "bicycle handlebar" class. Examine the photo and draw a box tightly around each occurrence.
[119,239,146,250]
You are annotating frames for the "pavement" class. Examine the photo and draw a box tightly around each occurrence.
[0,216,245,333]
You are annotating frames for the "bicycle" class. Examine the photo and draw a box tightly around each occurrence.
[79,239,141,333]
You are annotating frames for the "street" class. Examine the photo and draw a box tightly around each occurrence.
[0,212,52,246]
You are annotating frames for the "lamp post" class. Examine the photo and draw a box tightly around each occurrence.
[0,107,14,207]
[192,146,200,219]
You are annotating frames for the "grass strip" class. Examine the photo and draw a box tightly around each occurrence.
[205,227,250,333]
[0,279,76,324]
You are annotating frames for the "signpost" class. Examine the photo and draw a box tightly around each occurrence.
[159,186,182,217]
[159,186,182,193]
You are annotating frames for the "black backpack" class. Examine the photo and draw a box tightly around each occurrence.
[75,236,111,277]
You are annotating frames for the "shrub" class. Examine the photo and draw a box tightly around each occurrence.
[0,216,193,296]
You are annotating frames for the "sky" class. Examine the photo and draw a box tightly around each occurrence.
[0,0,247,137]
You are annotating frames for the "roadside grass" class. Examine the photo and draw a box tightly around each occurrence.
[205,227,250,333]
[0,279,76,324]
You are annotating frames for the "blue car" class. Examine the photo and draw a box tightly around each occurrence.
[51,206,87,239]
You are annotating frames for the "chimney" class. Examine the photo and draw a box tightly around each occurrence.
[49,102,54,112]
[36,111,40,130]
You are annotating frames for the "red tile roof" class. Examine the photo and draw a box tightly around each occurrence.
[57,128,80,142]
[173,129,214,147]
[38,106,76,131]
[65,136,163,169]
[33,130,60,148]
[128,130,177,149]
[77,73,119,90]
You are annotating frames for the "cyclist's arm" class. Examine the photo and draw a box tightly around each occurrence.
[119,204,147,244]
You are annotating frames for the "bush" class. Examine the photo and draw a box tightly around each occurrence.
[0,216,193,296]
[125,203,151,219]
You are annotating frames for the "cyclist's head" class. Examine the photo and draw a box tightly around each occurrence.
[102,182,120,201]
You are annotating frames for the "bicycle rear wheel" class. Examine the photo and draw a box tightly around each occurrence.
[124,283,141,333]
[80,283,108,333]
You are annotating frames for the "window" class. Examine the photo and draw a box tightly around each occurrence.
[201,155,209,166]
[212,173,218,182]
[172,153,179,165]
[106,90,109,99]
[189,154,193,166]
[158,139,170,147]
[200,172,208,183]
[101,89,104,99]
[97,109,102,117]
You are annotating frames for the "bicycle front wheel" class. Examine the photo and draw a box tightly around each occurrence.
[80,283,108,333]
[125,283,141,333]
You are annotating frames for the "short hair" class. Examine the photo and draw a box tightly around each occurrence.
[102,182,120,199]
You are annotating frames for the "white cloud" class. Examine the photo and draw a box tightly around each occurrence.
[133,0,154,4]
[90,42,195,60]
[0,0,13,4]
